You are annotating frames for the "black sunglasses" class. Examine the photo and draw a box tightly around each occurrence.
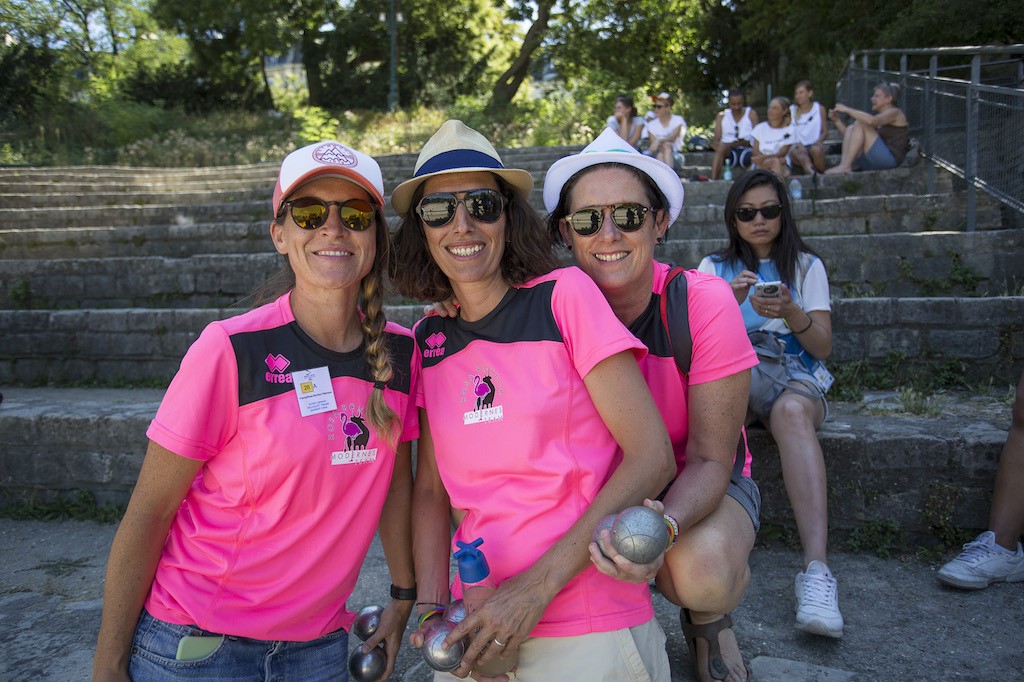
[735,204,783,222]
[417,189,505,228]
[281,197,376,231]
[567,204,652,236]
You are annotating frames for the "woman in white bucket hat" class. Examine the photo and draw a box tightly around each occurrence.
[392,120,675,681]
[545,128,760,682]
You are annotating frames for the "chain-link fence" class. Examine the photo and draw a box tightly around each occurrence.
[836,46,1024,231]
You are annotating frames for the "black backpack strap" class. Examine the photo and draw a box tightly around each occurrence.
[659,266,692,377]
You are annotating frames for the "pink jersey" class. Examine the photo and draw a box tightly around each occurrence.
[631,261,758,476]
[414,267,652,638]
[144,292,418,641]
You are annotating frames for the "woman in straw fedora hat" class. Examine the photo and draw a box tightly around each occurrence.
[544,128,760,682]
[392,120,675,681]
[94,141,418,681]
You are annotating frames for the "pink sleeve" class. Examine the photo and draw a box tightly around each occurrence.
[551,267,647,377]
[146,322,239,460]
[685,272,758,386]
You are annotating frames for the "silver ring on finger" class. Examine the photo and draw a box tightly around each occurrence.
[493,638,506,647]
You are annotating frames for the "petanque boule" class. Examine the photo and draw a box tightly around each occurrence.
[348,644,387,681]
[421,619,466,672]
[611,505,670,564]
[443,599,467,624]
[351,604,384,641]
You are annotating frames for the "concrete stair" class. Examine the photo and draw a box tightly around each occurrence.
[1,143,1021,547]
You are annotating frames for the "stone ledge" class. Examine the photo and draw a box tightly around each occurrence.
[3,298,1021,385]
[4,230,1019,307]
[0,387,1010,539]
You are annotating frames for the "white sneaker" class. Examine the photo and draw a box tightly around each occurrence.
[795,561,844,638]
[937,531,1024,590]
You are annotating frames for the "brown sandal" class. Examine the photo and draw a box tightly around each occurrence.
[680,608,749,681]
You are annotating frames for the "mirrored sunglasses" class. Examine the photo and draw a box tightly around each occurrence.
[567,204,652,236]
[417,189,505,228]
[735,204,783,222]
[282,197,376,231]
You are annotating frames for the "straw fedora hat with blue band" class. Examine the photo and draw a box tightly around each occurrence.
[390,120,535,214]
[543,128,685,224]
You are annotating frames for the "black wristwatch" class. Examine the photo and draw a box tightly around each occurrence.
[390,583,417,601]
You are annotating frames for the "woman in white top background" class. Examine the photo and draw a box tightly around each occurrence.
[644,91,687,171]
[750,96,795,179]
[788,81,828,174]
[711,88,759,180]
[606,94,646,150]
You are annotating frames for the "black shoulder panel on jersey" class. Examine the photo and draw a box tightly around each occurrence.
[416,281,562,369]
[232,322,415,407]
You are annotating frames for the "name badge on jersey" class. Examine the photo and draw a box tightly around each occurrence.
[292,366,337,417]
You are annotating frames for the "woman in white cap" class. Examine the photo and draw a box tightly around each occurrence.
[544,128,760,682]
[391,120,675,681]
[93,141,418,681]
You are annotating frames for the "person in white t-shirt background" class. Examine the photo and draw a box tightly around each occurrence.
[711,88,759,180]
[788,81,828,175]
[644,91,687,171]
[751,96,795,179]
[606,94,646,150]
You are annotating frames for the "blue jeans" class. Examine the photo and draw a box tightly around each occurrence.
[129,610,349,681]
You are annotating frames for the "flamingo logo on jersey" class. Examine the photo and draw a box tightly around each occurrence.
[463,372,503,425]
[327,405,378,465]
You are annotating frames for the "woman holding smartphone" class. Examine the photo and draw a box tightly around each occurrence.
[698,169,842,640]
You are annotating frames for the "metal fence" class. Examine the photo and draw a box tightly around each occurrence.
[836,46,1024,231]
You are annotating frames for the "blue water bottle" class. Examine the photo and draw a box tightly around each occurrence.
[455,538,517,676]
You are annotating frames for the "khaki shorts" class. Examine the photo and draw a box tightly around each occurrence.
[432,617,669,682]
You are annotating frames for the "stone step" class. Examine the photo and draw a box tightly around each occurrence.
[0,145,583,184]
[0,386,1007,540]
[656,229,1024,297]
[2,297,1022,386]
[0,153,919,213]
[0,158,978,235]
[0,187,273,209]
[3,230,1020,310]
[0,188,1001,262]
[5,157,862,208]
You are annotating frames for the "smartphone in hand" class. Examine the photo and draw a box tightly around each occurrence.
[754,281,783,298]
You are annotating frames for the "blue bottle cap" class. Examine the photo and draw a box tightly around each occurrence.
[454,537,490,583]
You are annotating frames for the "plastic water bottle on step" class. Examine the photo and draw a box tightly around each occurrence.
[723,159,733,181]
[789,177,802,201]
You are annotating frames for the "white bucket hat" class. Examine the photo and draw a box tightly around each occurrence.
[390,120,534,214]
[543,128,685,223]
[272,141,384,215]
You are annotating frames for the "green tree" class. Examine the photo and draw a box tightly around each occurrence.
[150,0,288,110]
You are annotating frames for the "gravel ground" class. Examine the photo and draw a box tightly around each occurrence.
[1,518,1021,681]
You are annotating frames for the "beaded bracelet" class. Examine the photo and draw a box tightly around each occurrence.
[417,607,445,629]
[663,514,680,549]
